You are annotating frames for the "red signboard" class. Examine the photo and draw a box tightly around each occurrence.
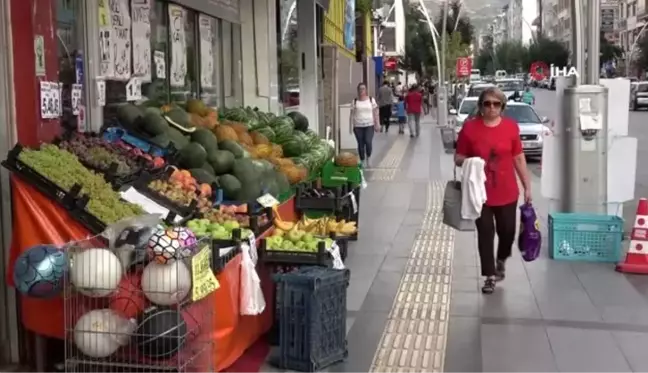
[384,57,398,70]
[455,57,472,78]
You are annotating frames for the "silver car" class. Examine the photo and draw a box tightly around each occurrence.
[452,102,552,157]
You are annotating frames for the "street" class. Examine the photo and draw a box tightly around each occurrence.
[530,87,643,230]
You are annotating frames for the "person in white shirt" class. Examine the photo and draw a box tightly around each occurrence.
[394,81,403,97]
[349,82,379,167]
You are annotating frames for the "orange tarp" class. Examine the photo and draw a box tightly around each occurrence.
[6,177,296,371]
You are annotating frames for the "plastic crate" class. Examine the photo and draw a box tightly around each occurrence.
[259,238,332,266]
[133,168,199,217]
[275,267,349,372]
[321,160,361,187]
[295,183,349,212]
[549,212,624,262]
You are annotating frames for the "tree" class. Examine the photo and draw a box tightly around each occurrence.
[443,32,471,79]
[526,35,569,69]
[493,41,528,73]
[401,4,436,75]
[435,0,474,46]
[635,34,648,75]
[600,32,622,67]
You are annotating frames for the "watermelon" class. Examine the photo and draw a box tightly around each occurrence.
[282,138,306,157]
[273,121,294,142]
[304,130,320,146]
[269,116,294,129]
[252,126,276,142]
[287,111,309,132]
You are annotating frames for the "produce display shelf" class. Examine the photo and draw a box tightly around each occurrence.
[258,238,331,266]
[134,169,198,218]
[295,182,350,212]
[102,125,178,158]
[248,207,274,237]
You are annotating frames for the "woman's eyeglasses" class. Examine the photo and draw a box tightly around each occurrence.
[482,101,502,108]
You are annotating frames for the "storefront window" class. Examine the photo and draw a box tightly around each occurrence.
[231,23,243,107]
[199,15,222,108]
[221,20,233,103]
[57,0,81,130]
[278,0,299,109]
[143,1,169,103]
[169,5,198,103]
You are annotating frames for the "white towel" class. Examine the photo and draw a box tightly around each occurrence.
[461,157,487,220]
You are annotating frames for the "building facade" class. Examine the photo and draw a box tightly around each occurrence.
[507,0,524,42]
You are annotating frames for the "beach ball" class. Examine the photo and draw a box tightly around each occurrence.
[133,307,188,359]
[141,261,192,306]
[147,227,196,264]
[13,245,68,298]
[70,248,123,297]
[109,271,148,319]
[73,309,135,358]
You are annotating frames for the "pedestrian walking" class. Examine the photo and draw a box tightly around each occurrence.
[521,87,535,105]
[423,87,431,115]
[396,96,406,134]
[404,84,423,137]
[350,82,380,167]
[454,87,532,294]
[377,81,394,132]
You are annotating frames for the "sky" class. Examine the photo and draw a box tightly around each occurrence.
[522,0,538,44]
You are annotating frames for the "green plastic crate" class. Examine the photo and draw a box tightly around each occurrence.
[321,160,361,187]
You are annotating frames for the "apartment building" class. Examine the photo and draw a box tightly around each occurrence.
[617,0,646,57]
[508,0,524,42]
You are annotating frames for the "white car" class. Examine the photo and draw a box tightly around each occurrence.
[451,101,552,157]
[495,78,525,100]
[449,97,478,128]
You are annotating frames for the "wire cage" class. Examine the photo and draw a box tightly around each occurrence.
[63,227,215,373]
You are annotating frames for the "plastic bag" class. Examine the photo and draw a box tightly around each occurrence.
[101,214,163,271]
[327,242,345,270]
[247,233,258,265]
[240,243,266,315]
[518,203,541,262]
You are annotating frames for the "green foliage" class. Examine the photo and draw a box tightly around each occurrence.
[600,33,622,67]
[356,0,373,15]
[636,34,648,73]
[435,0,474,46]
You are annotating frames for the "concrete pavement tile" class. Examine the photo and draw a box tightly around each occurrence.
[347,277,374,312]
[401,210,426,226]
[359,270,402,312]
[479,287,542,319]
[576,269,648,307]
[612,331,648,371]
[480,323,558,372]
[547,326,632,372]
[379,256,408,273]
[450,291,481,317]
[382,182,415,209]
[445,316,482,372]
[408,182,429,211]
[329,311,390,372]
[600,305,648,326]
[451,277,480,293]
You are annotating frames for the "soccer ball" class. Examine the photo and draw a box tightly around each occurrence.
[147,227,196,264]
[13,245,68,298]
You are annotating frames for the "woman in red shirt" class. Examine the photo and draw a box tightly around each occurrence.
[404,85,423,137]
[455,87,532,294]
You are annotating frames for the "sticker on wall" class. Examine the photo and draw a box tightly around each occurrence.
[34,35,46,77]
[77,105,87,133]
[198,15,214,88]
[99,27,114,77]
[75,52,84,84]
[39,81,52,119]
[111,0,132,81]
[168,4,187,87]
[71,84,83,115]
[131,0,152,82]
[55,83,63,118]
[126,77,142,101]
[96,80,106,106]
[154,51,166,79]
[98,0,111,27]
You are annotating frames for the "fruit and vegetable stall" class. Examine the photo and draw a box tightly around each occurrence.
[3,101,364,372]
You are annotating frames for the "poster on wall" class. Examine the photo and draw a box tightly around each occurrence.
[198,15,214,88]
[98,1,114,78]
[110,0,132,80]
[169,4,187,87]
[131,0,151,82]
[344,0,355,51]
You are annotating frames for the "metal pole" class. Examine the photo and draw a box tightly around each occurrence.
[438,0,449,126]
[587,0,600,84]
[570,0,584,85]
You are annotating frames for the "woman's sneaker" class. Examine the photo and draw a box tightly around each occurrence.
[495,260,506,281]
[482,278,496,294]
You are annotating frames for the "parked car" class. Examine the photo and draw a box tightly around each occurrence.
[630,81,648,110]
[466,83,495,98]
[455,102,552,157]
[449,97,477,129]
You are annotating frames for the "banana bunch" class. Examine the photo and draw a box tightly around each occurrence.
[274,218,295,231]
[291,216,358,236]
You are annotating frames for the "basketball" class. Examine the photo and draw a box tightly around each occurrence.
[141,260,192,306]
[181,301,210,342]
[109,271,148,319]
[133,307,188,359]
[147,227,195,264]
[70,248,123,297]
[74,309,135,358]
[13,245,67,299]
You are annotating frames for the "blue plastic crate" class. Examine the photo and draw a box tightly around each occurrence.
[549,212,624,262]
[275,267,349,372]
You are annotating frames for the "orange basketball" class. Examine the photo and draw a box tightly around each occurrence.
[108,271,148,319]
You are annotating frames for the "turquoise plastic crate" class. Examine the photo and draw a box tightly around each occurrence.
[549,212,624,262]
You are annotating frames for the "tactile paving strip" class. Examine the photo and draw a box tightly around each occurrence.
[367,137,409,181]
[370,181,454,373]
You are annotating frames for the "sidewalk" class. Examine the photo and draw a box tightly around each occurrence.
[264,116,648,372]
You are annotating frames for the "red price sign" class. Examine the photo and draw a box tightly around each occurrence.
[455,57,472,78]
[384,58,398,70]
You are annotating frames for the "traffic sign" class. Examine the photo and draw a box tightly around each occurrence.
[455,57,472,78]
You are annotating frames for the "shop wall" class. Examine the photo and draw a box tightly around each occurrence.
[240,0,280,113]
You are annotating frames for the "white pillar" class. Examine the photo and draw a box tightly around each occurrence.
[297,0,319,132]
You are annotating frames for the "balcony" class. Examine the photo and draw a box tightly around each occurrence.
[618,18,627,28]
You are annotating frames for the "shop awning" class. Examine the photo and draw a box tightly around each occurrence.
[173,0,240,23]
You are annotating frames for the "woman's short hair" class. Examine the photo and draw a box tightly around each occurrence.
[357,82,366,90]
[477,87,508,112]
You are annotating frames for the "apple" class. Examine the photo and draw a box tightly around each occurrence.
[286,229,304,243]
[223,220,240,231]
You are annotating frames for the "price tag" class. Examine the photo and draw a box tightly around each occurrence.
[191,244,220,301]
[126,77,142,101]
[256,193,279,208]
[39,81,51,119]
[53,83,62,117]
[349,191,358,214]
[96,79,106,107]
[154,51,166,79]
[71,84,82,115]
[77,105,86,132]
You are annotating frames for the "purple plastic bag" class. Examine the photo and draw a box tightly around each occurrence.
[518,203,541,262]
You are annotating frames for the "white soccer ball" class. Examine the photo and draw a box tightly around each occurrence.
[74,309,134,358]
[141,260,192,306]
[70,248,123,297]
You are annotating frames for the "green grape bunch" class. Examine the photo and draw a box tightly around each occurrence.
[18,144,144,224]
